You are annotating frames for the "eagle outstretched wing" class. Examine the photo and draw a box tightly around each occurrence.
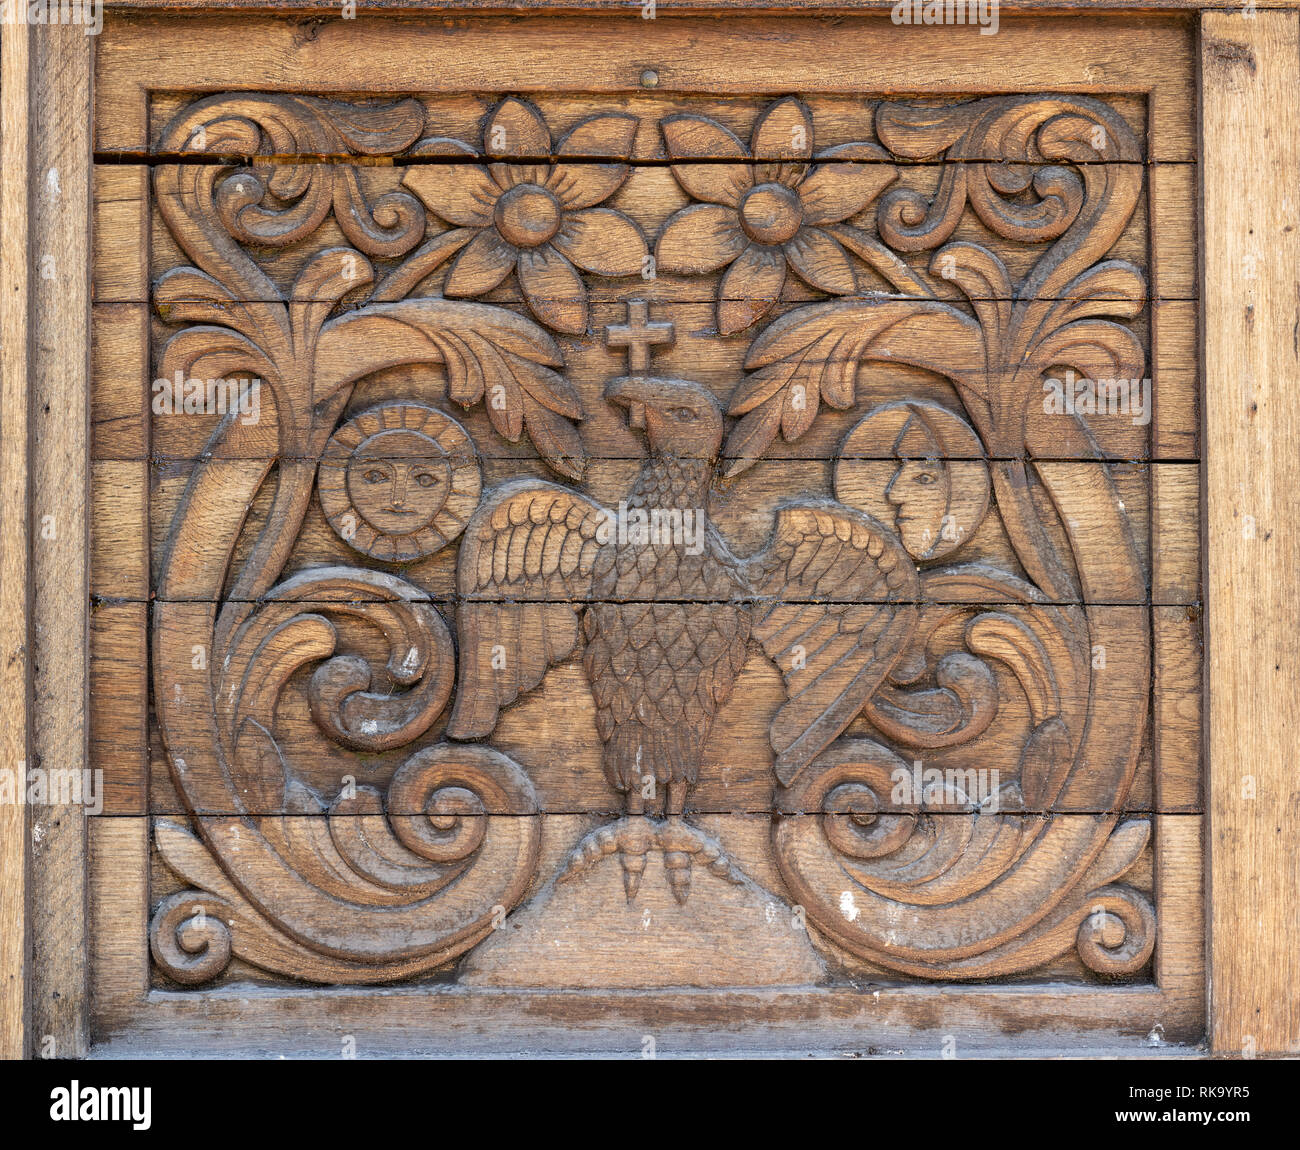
[745,500,919,786]
[446,479,610,738]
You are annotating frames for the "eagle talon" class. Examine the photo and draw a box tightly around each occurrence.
[557,816,744,903]
[621,850,648,901]
[663,851,692,904]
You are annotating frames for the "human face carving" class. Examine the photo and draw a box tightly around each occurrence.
[884,456,950,560]
[345,429,451,537]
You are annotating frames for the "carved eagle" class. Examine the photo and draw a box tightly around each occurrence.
[447,374,919,900]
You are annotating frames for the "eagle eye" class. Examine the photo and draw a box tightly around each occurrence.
[667,406,698,422]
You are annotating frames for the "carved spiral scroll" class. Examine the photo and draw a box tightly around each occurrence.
[1075,885,1156,975]
[149,891,235,985]
[875,96,1138,255]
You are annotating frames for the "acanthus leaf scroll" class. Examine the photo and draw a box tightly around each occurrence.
[147,93,1153,986]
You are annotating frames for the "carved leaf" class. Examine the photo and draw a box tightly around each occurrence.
[311,298,586,478]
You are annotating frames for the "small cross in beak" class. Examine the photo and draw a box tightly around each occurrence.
[626,402,646,430]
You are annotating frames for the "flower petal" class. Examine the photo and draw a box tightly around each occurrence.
[401,163,500,227]
[552,209,647,277]
[755,161,809,189]
[661,112,749,161]
[486,97,551,158]
[660,114,753,207]
[799,143,898,225]
[491,162,548,190]
[751,97,814,162]
[655,204,748,274]
[409,137,479,159]
[542,114,640,209]
[783,227,857,294]
[546,162,630,210]
[717,244,786,335]
[518,245,588,334]
[556,113,639,159]
[443,228,517,297]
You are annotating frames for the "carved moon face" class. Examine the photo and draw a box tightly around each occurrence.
[319,403,481,562]
[834,401,990,561]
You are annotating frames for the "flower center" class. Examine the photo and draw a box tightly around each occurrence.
[739,182,803,245]
[494,184,562,248]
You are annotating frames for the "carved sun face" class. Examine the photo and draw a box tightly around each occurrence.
[346,430,453,536]
[318,403,481,562]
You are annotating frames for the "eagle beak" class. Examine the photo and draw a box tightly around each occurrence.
[604,376,648,431]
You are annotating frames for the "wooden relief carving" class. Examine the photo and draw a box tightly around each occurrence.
[146,91,1155,988]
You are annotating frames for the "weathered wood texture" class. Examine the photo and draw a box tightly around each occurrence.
[88,0,1300,11]
[0,18,35,1064]
[76,12,1204,1048]
[118,459,1194,603]
[29,22,93,1062]
[100,162,1184,303]
[92,300,1199,463]
[93,13,1197,158]
[1203,8,1300,1058]
[1,21,95,1062]
[85,598,1198,819]
[86,813,1203,1050]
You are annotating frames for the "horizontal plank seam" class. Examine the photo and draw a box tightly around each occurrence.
[108,809,1202,818]
[118,289,1184,299]
[132,454,1197,464]
[97,153,1176,168]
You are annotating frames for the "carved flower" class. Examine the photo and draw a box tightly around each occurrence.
[402,99,647,335]
[656,98,897,334]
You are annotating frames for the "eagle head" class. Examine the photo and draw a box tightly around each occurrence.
[604,376,724,461]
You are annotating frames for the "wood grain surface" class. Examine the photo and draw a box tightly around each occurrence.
[69,9,1209,1051]
[1203,8,1300,1058]
[0,18,35,1064]
[28,23,94,1062]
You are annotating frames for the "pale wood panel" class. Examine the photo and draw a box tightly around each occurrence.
[0,18,34,1063]
[1151,463,1199,607]
[94,13,1196,159]
[91,603,149,817]
[92,164,146,303]
[1152,813,1204,1033]
[1153,605,1201,813]
[91,302,149,458]
[1151,298,1198,460]
[1149,162,1197,302]
[89,982,1202,1055]
[92,460,149,601]
[92,0,1291,14]
[29,23,94,1061]
[88,818,149,1035]
[1204,8,1300,1057]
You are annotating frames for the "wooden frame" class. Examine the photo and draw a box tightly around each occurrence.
[1,20,93,1062]
[1,2,1295,1058]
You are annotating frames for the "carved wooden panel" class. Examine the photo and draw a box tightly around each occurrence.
[88,12,1203,1050]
